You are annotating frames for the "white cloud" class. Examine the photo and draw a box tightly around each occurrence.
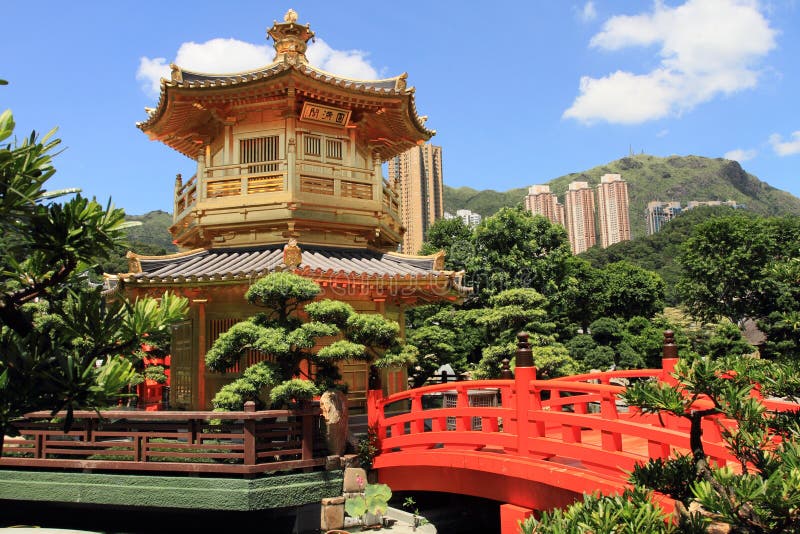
[769,131,800,156]
[564,0,777,124]
[136,57,170,98]
[137,37,379,99]
[724,148,757,161]
[577,1,598,22]
[656,129,669,137]
[307,39,378,80]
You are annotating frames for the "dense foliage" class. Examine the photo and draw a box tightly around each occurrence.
[409,209,670,381]
[0,107,187,450]
[580,205,743,304]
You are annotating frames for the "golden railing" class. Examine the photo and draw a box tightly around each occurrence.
[172,158,401,223]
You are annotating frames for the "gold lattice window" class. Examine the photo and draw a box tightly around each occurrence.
[304,135,321,157]
[240,136,279,173]
[326,139,342,160]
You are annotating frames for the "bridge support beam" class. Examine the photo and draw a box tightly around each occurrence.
[500,503,534,534]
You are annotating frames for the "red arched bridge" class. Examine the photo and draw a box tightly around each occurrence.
[367,332,799,533]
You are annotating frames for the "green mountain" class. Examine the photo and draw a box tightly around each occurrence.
[101,210,177,274]
[444,154,800,238]
[124,210,178,252]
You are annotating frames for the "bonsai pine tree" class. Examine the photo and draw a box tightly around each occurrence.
[205,272,417,409]
[524,354,800,532]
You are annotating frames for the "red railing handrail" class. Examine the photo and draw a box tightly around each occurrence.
[554,369,663,382]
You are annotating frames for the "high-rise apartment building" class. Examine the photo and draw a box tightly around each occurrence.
[387,144,444,254]
[525,184,564,226]
[596,174,631,248]
[564,181,596,254]
[645,201,682,235]
[455,209,482,227]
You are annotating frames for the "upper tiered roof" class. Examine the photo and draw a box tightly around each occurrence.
[137,9,434,161]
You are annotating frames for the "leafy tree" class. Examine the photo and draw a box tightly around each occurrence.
[622,316,682,368]
[557,256,606,333]
[530,344,581,380]
[758,258,800,359]
[589,317,625,347]
[205,272,416,410]
[417,216,472,270]
[469,289,575,379]
[677,214,774,325]
[405,325,459,387]
[597,261,665,320]
[580,205,745,305]
[697,322,754,360]
[0,108,188,452]
[466,207,572,306]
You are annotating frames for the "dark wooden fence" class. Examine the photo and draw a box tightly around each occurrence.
[0,403,325,475]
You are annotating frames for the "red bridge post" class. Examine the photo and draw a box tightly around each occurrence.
[514,332,538,456]
[367,389,384,438]
[661,330,679,385]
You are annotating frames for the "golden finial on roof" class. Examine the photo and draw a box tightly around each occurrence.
[267,10,315,65]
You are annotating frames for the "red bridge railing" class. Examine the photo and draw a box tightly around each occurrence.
[368,331,799,496]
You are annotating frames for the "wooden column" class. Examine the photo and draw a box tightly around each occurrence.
[286,88,298,198]
[194,298,208,409]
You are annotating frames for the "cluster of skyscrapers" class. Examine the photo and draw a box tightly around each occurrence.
[525,174,631,254]
[388,143,745,256]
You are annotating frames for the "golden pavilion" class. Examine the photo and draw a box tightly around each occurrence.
[117,10,467,410]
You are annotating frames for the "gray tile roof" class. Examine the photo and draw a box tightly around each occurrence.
[123,245,446,285]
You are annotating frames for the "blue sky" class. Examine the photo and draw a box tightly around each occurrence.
[3,0,799,214]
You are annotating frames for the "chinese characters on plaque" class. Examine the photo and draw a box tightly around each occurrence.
[300,102,351,128]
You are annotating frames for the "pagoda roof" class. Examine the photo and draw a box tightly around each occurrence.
[119,246,468,299]
[137,61,434,160]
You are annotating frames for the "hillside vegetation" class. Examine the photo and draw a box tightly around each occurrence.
[445,154,800,238]
[124,210,177,251]
[579,205,746,304]
[101,210,177,274]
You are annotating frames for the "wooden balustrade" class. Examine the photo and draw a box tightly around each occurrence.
[0,406,325,475]
[171,159,402,225]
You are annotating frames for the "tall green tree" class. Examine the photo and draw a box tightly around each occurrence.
[418,216,472,271]
[677,214,774,325]
[466,207,572,306]
[597,261,666,320]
